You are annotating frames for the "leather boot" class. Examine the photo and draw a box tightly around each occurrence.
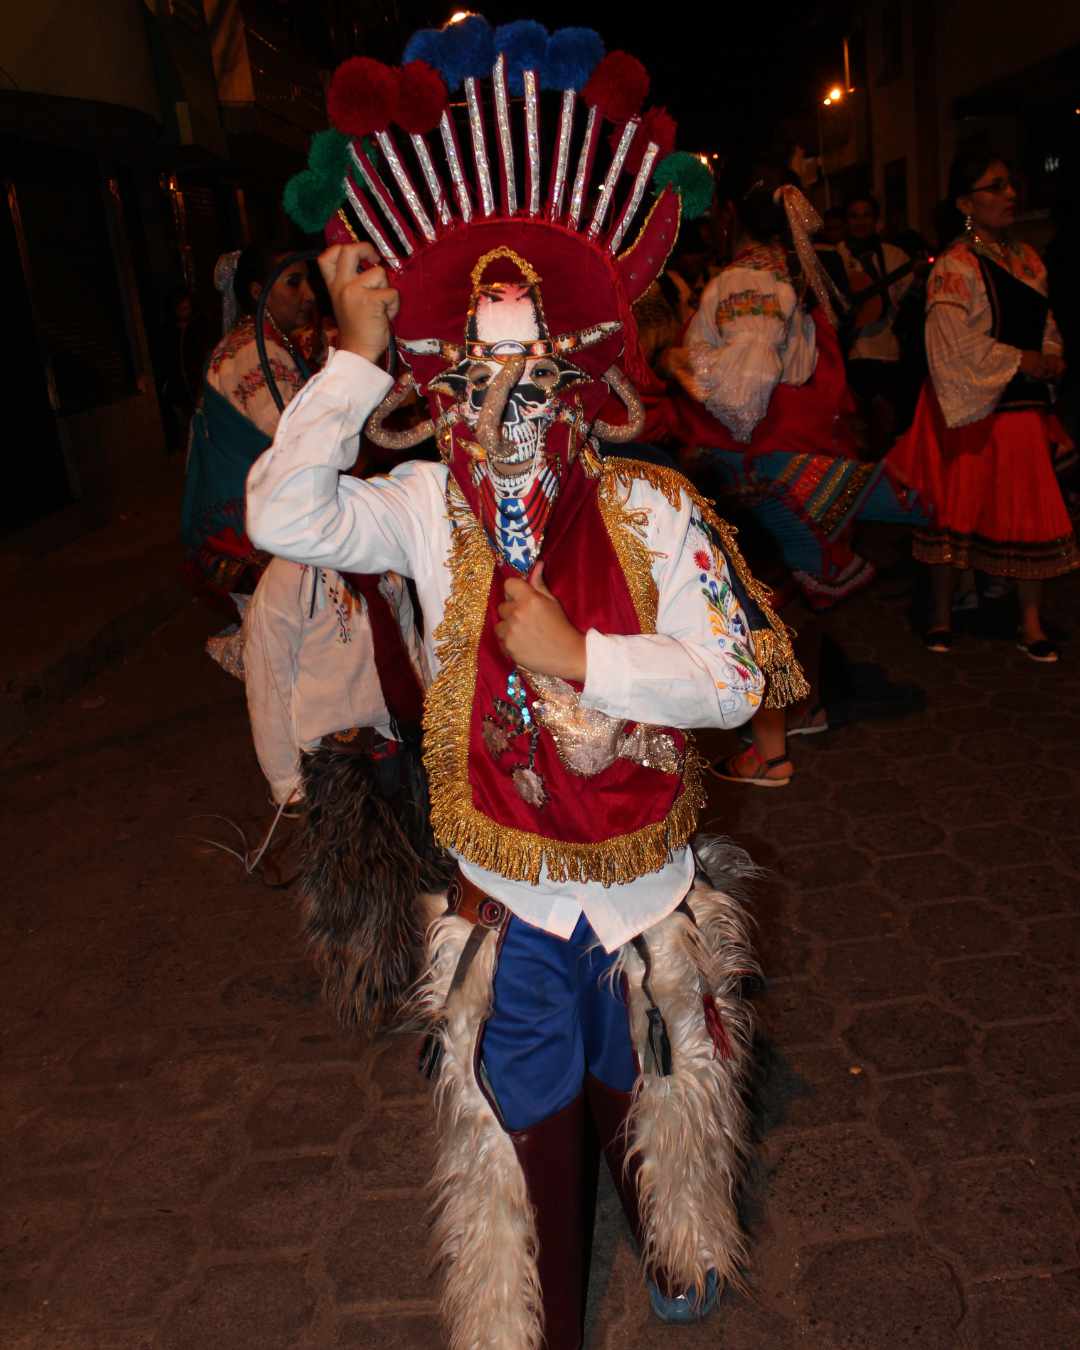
[584,1073,649,1257]
[509,1093,591,1350]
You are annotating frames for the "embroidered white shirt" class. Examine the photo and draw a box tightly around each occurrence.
[242,558,427,804]
[246,350,764,951]
[925,241,1062,428]
[681,257,817,442]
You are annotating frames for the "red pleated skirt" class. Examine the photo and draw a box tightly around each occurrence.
[887,383,1079,578]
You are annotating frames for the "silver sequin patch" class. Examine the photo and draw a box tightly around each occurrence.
[526,671,683,777]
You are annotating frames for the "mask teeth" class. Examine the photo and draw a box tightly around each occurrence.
[547,90,576,222]
[607,140,660,254]
[410,132,453,229]
[374,130,436,243]
[568,103,600,230]
[464,77,496,218]
[348,142,415,256]
[493,55,518,217]
[588,117,639,240]
[523,70,541,217]
[439,110,474,223]
[343,176,402,269]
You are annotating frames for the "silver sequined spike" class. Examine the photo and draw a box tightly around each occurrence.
[410,133,452,227]
[465,77,495,218]
[548,90,575,220]
[343,178,401,269]
[348,144,413,255]
[569,104,599,229]
[608,141,660,254]
[493,55,518,216]
[374,131,436,242]
[524,70,541,216]
[588,118,638,240]
[439,110,473,223]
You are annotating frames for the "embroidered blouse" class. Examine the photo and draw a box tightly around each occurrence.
[206,315,306,438]
[925,240,1062,429]
[246,350,765,952]
[679,244,817,443]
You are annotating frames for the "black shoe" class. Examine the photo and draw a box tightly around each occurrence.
[1017,637,1059,664]
[924,628,952,654]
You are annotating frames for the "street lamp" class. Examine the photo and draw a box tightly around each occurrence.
[816,87,845,208]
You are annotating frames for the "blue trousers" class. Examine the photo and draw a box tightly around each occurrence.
[479,913,639,1132]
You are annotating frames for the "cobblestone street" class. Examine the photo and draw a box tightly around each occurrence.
[3,566,1079,1349]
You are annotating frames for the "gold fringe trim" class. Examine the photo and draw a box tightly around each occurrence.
[598,471,660,632]
[423,476,707,886]
[603,458,810,710]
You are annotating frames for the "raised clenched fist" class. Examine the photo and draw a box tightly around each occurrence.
[317,243,400,366]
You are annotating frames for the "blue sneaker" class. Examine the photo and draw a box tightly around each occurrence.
[647,1268,720,1323]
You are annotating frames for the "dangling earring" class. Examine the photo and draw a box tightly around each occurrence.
[964,212,974,235]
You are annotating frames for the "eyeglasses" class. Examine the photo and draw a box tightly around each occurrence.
[970,177,1015,195]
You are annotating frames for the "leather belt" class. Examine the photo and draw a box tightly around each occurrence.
[445,868,509,930]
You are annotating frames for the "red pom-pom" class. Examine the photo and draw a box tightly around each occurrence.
[611,105,678,175]
[328,57,399,137]
[395,60,447,134]
[583,51,649,122]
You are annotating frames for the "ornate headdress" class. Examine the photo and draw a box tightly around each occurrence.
[284,17,713,467]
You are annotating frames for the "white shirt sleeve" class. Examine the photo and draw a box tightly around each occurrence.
[679,269,800,442]
[245,350,438,575]
[925,251,1021,427]
[580,484,765,730]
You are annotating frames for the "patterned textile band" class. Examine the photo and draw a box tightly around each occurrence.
[913,527,1080,579]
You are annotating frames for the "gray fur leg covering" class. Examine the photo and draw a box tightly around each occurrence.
[615,837,760,1299]
[416,902,544,1350]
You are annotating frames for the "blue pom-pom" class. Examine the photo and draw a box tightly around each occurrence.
[442,15,495,88]
[542,28,605,91]
[403,28,446,73]
[494,21,548,95]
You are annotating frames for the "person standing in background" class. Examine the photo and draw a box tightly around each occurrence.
[887,146,1076,661]
[839,194,913,457]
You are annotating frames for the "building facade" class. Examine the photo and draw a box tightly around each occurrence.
[0,0,328,535]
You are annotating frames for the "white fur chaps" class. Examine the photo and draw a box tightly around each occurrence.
[415,838,758,1347]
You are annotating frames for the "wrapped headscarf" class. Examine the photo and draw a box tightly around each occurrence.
[773,184,843,325]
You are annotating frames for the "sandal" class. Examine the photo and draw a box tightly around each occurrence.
[711,745,793,788]
[1017,636,1059,664]
[924,628,952,654]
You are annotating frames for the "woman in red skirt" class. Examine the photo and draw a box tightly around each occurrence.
[888,145,1077,661]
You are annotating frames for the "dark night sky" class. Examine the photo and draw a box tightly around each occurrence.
[301,0,856,157]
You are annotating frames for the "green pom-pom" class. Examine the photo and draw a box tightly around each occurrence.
[652,151,714,219]
[308,128,350,183]
[284,169,344,234]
